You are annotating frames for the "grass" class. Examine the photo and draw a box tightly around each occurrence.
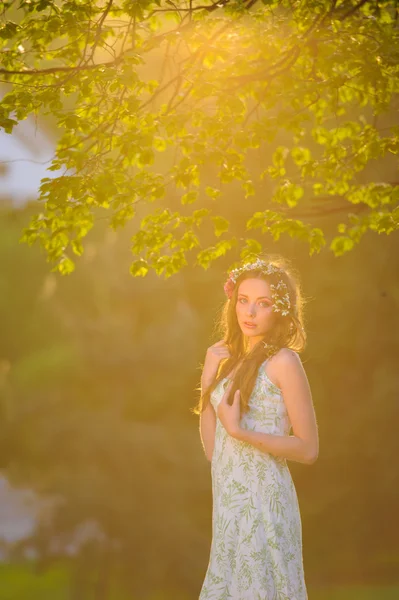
[309,585,399,600]
[0,564,397,599]
[0,563,70,600]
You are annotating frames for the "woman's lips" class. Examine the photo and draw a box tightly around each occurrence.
[243,322,257,328]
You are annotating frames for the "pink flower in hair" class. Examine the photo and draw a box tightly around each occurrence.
[223,276,235,299]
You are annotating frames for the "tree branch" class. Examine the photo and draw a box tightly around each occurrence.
[0,61,118,76]
[338,0,370,21]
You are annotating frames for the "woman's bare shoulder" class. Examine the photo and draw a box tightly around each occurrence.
[268,347,300,366]
[264,348,302,386]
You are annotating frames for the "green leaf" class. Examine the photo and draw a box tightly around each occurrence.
[71,240,83,256]
[0,20,18,39]
[57,256,75,275]
[130,259,149,277]
[205,187,221,200]
[272,146,289,167]
[153,137,167,152]
[181,191,198,205]
[242,180,255,198]
[1,118,18,134]
[273,182,304,207]
[211,216,229,237]
[136,149,154,167]
[240,238,263,261]
[196,238,237,270]
[330,236,355,256]
[291,147,311,166]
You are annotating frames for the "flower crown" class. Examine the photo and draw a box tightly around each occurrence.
[223,258,291,316]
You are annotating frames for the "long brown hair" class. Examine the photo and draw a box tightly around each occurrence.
[192,254,307,416]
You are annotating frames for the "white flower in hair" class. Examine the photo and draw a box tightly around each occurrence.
[270,281,291,316]
[228,258,282,284]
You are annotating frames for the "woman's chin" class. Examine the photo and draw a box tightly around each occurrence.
[241,329,264,338]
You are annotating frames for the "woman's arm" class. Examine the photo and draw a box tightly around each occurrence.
[199,400,216,462]
[198,340,230,462]
[233,349,319,465]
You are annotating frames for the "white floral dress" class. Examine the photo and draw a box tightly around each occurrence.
[199,359,307,600]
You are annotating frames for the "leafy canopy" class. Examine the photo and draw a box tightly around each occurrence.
[1,0,399,276]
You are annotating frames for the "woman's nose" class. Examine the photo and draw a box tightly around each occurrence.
[246,304,256,316]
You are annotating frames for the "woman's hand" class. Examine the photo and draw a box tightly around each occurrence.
[201,339,231,390]
[217,380,242,438]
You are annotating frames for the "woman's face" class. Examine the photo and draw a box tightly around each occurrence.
[235,277,276,344]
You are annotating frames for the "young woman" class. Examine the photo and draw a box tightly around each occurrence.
[195,255,318,600]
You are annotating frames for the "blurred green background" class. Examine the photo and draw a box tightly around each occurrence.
[0,198,397,600]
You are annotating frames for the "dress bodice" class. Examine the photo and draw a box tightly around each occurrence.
[210,359,292,438]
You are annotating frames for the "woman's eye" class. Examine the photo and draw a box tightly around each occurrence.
[238,298,269,307]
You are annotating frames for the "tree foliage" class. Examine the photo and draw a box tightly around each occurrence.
[1,0,399,275]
